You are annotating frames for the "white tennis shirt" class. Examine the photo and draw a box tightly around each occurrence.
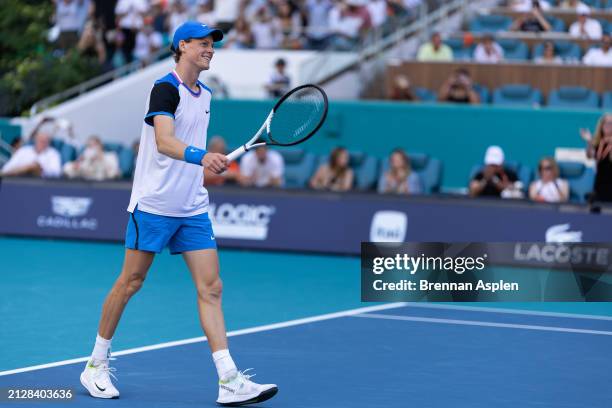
[128,70,212,217]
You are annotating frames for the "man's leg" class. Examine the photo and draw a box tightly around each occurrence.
[81,248,154,399]
[182,250,230,354]
[182,249,278,405]
[98,248,155,339]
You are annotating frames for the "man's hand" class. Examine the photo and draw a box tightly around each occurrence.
[202,152,228,174]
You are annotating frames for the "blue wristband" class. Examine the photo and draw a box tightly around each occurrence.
[184,146,207,165]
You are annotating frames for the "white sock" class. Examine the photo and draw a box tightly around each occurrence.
[212,349,237,381]
[91,334,112,362]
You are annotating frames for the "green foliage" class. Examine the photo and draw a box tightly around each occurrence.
[0,0,101,116]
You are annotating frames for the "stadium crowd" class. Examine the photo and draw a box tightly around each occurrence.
[2,113,611,204]
[51,0,423,71]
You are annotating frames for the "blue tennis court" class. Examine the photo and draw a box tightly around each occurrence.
[1,237,612,407]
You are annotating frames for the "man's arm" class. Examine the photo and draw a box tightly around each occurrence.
[153,115,227,173]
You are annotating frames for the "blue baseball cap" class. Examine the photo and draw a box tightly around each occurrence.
[171,21,223,51]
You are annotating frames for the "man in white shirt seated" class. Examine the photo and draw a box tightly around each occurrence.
[473,34,504,63]
[1,131,61,178]
[583,34,612,66]
[569,5,603,40]
[239,146,284,188]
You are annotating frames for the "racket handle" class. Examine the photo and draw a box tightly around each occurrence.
[226,145,247,162]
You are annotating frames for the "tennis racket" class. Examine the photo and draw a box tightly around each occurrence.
[226,84,328,162]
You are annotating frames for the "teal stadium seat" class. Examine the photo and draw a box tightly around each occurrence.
[59,143,76,165]
[317,151,379,190]
[602,92,612,109]
[469,15,513,33]
[473,84,490,103]
[533,41,581,62]
[545,16,566,32]
[497,39,529,61]
[493,84,543,107]
[103,143,123,153]
[548,86,600,109]
[444,38,473,60]
[278,149,316,188]
[118,146,135,178]
[414,87,437,102]
[557,161,595,203]
[582,0,603,9]
[378,153,443,194]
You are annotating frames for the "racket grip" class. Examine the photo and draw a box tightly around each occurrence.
[226,145,247,162]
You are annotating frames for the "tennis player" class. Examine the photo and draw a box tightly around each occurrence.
[80,21,278,406]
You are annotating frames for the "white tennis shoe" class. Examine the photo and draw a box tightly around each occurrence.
[80,358,120,399]
[216,369,278,406]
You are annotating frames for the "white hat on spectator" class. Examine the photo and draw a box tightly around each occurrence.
[576,4,591,15]
[484,146,505,166]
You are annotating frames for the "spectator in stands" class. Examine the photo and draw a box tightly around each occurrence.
[559,0,590,11]
[63,136,120,180]
[473,34,504,63]
[240,145,284,187]
[91,0,119,66]
[225,17,255,49]
[534,41,563,64]
[251,6,282,49]
[417,32,453,61]
[469,146,520,198]
[378,148,422,195]
[438,68,480,105]
[134,18,163,65]
[510,0,551,12]
[214,0,241,33]
[582,34,612,66]
[305,0,332,49]
[529,158,569,203]
[569,6,602,40]
[54,0,85,50]
[265,58,291,98]
[78,19,107,65]
[390,75,418,101]
[196,0,217,27]
[581,113,612,202]
[168,0,189,37]
[115,0,149,64]
[367,0,388,29]
[277,1,304,49]
[1,131,61,178]
[204,136,242,186]
[309,146,354,191]
[511,3,552,33]
[150,1,168,34]
[328,0,372,51]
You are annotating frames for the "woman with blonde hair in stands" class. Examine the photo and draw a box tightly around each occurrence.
[378,148,422,195]
[581,113,612,202]
[529,157,569,203]
[309,146,354,192]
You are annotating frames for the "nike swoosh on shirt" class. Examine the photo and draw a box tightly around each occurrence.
[205,110,210,114]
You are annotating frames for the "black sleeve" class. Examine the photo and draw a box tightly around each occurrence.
[473,171,484,181]
[144,82,179,126]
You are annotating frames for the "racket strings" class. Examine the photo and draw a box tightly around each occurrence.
[268,86,326,146]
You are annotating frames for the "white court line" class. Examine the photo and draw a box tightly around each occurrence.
[402,303,612,322]
[0,302,407,377]
[352,313,612,337]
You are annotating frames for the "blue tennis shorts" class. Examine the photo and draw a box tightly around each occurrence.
[125,206,216,254]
